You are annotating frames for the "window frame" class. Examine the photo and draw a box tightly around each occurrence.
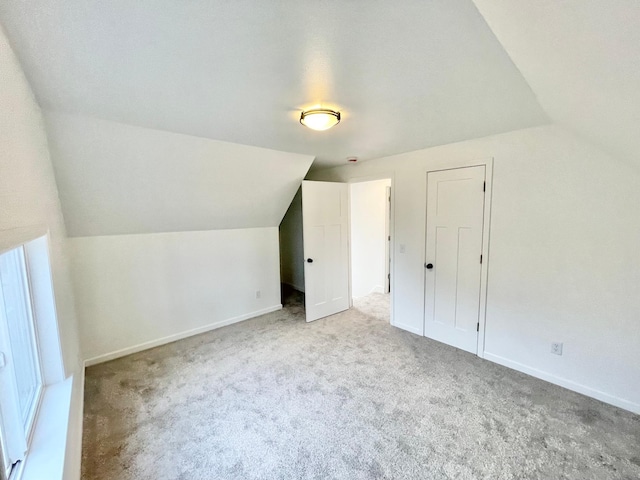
[0,244,46,480]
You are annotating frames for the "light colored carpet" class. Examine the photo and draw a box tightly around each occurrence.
[82,292,640,479]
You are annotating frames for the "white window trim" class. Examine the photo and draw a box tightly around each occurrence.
[13,378,74,480]
[0,248,37,477]
[0,233,72,480]
[18,244,45,446]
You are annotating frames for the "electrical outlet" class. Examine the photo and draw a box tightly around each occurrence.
[551,342,563,355]
[255,290,261,299]
[399,244,406,254]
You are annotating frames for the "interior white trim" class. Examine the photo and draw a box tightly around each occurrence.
[84,304,283,366]
[477,159,493,358]
[19,377,73,480]
[352,286,385,300]
[62,372,85,480]
[393,322,423,336]
[23,235,66,384]
[484,352,640,414]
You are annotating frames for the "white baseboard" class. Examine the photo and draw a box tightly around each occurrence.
[84,304,283,367]
[484,352,640,415]
[62,371,85,480]
[352,285,386,300]
[393,322,423,336]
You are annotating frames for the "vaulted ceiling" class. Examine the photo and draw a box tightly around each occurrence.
[44,112,314,237]
[0,0,547,169]
[1,1,637,236]
[472,0,640,170]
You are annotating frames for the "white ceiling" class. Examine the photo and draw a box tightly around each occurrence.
[0,0,547,169]
[472,0,640,169]
[8,1,635,237]
[45,112,314,236]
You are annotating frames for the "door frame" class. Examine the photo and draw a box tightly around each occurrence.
[423,158,493,358]
[346,173,396,327]
[384,185,391,294]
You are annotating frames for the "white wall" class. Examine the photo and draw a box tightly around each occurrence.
[70,228,282,364]
[0,25,83,479]
[350,179,391,298]
[44,112,311,374]
[309,125,640,414]
[279,188,305,292]
[0,29,80,378]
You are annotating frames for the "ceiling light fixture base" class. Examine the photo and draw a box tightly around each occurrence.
[300,109,341,131]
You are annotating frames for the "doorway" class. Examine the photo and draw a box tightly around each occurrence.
[349,178,392,320]
[279,178,394,324]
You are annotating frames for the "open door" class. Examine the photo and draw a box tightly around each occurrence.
[302,180,349,322]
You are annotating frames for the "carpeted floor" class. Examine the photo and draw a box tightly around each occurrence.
[82,292,640,480]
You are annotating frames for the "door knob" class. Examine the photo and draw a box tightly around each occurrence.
[307,258,313,263]
[425,263,433,269]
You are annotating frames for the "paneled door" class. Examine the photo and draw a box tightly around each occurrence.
[424,166,486,353]
[302,181,350,322]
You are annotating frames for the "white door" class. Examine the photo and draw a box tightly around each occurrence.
[302,180,350,322]
[424,166,486,353]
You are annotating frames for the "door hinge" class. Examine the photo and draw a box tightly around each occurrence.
[483,181,486,192]
[388,235,391,241]
[480,254,483,264]
[477,323,479,332]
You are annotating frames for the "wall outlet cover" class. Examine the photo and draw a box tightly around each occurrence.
[551,342,563,355]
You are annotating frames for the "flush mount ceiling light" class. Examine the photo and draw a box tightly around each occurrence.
[299,108,341,131]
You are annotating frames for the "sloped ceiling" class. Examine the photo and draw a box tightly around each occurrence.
[472,0,640,169]
[0,0,547,169]
[44,113,313,237]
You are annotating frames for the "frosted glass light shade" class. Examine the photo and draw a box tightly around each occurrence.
[300,109,341,131]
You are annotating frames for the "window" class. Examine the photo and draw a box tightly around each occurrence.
[0,246,44,479]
